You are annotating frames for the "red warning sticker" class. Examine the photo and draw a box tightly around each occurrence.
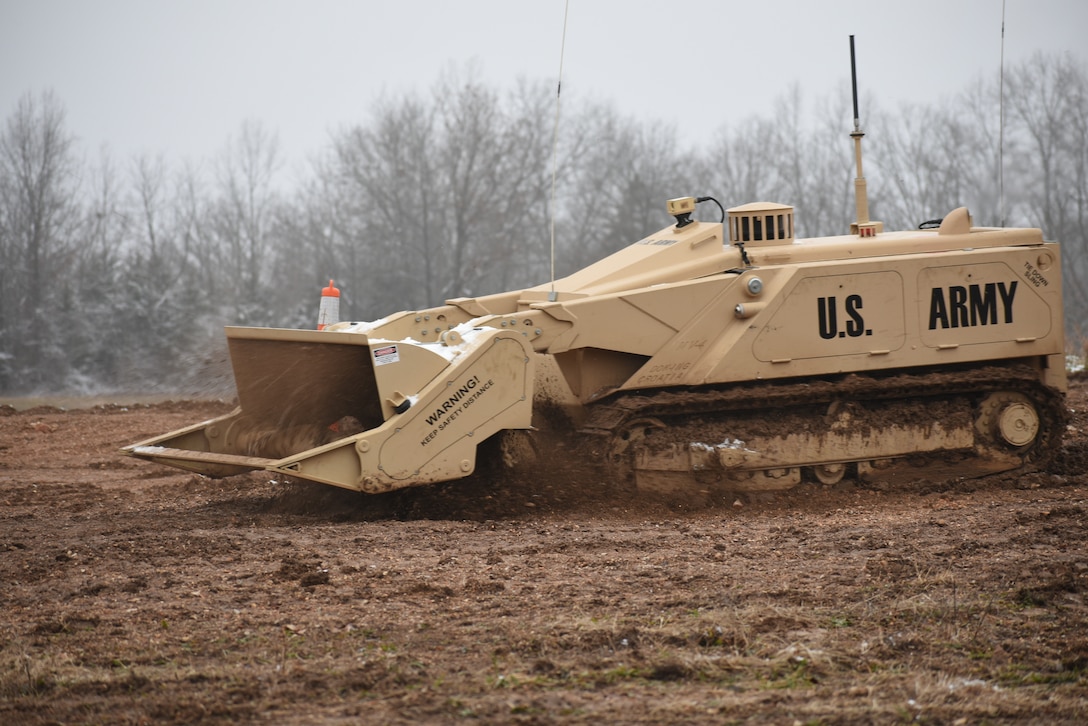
[373,345,400,366]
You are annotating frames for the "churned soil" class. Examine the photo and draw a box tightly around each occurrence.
[1,384,1087,724]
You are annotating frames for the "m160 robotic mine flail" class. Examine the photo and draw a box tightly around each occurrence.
[125,39,1066,497]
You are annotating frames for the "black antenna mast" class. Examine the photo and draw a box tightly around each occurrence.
[850,35,861,132]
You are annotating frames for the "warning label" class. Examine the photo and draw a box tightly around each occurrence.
[420,376,495,447]
[373,345,399,366]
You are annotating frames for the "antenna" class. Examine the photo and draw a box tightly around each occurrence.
[850,35,861,132]
[999,0,1007,226]
[548,0,570,303]
[849,35,881,237]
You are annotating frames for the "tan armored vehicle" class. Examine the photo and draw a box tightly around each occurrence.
[125,46,1066,497]
[124,197,1066,496]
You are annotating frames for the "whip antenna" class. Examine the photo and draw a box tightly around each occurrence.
[999,0,1007,226]
[850,35,861,132]
[548,0,570,303]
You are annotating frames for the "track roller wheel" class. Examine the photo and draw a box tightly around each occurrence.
[808,462,847,485]
[976,392,1040,452]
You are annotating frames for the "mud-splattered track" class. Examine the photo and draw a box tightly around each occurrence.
[1,388,1087,724]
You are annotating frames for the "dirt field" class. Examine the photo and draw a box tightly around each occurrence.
[1,380,1087,724]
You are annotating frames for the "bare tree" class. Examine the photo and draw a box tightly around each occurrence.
[1061,63,1088,338]
[0,91,81,390]
[790,89,857,238]
[1003,53,1088,335]
[269,170,348,327]
[62,149,129,388]
[172,160,218,297]
[209,120,282,322]
[698,116,778,212]
[326,92,439,312]
[695,86,856,239]
[319,68,556,312]
[871,104,963,230]
[559,105,692,271]
[432,71,554,298]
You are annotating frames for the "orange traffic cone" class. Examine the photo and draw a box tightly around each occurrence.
[317,279,340,330]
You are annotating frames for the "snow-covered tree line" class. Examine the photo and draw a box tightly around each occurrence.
[1,54,1085,394]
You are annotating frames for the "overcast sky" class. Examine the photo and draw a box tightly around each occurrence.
[2,0,1086,174]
